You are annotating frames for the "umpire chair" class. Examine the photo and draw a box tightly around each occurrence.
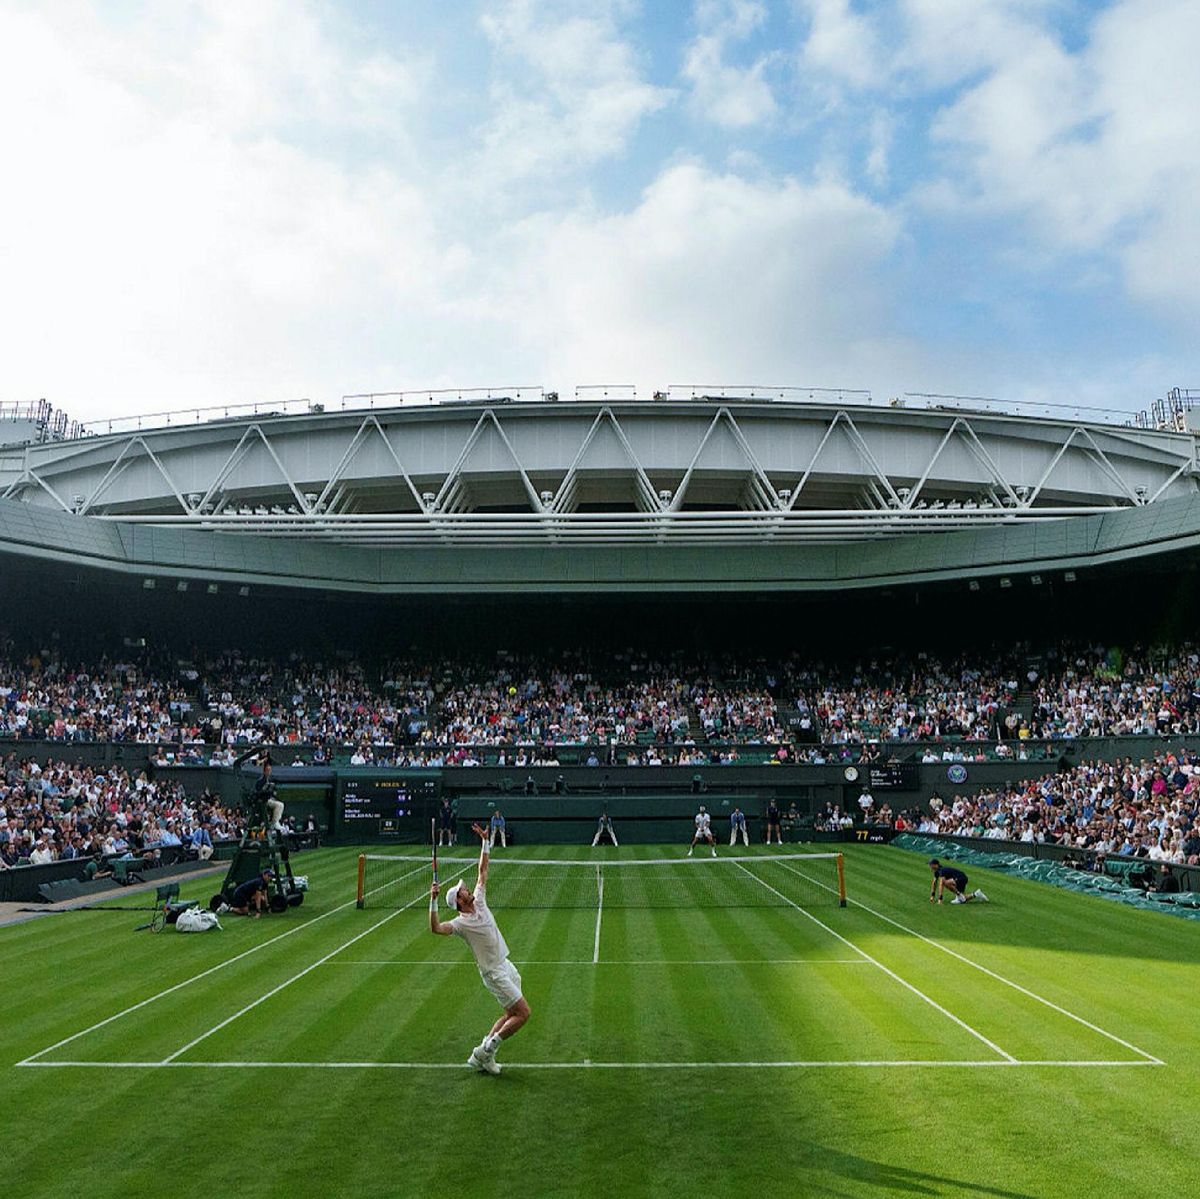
[210,751,305,913]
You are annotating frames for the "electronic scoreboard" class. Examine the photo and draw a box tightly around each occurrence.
[866,763,921,791]
[336,774,441,840]
[843,762,921,791]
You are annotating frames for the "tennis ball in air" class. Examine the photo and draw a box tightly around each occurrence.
[508,686,517,696]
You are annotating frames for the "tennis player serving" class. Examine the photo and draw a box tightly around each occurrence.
[429,821,531,1075]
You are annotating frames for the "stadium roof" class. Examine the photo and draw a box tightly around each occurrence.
[2,394,1197,552]
[3,489,1200,596]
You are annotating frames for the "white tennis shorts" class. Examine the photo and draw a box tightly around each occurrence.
[480,960,523,1009]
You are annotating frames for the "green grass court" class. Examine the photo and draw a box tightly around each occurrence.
[4,842,1197,1198]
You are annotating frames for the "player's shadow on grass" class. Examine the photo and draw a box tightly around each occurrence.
[814,1146,1040,1198]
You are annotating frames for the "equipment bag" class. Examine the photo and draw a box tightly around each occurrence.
[176,908,222,933]
[164,900,200,925]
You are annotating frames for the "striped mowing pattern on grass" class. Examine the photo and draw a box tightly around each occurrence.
[4,844,1195,1199]
[17,1058,1164,1070]
[360,850,846,908]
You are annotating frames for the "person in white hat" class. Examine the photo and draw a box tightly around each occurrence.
[429,821,530,1074]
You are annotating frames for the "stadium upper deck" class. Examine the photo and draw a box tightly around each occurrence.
[1,386,1198,595]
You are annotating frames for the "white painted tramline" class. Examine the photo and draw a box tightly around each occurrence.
[768,857,1164,1067]
[16,855,1164,1072]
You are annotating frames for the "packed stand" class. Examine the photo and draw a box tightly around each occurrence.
[0,651,197,742]
[0,753,245,870]
[913,749,1200,865]
[432,650,780,746]
[192,650,431,750]
[1024,645,1200,737]
[787,656,1015,744]
[2,639,1200,757]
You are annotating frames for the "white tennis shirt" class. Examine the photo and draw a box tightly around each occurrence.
[450,883,510,973]
[695,812,711,832]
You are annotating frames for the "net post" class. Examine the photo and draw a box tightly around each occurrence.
[356,854,366,910]
[836,853,847,907]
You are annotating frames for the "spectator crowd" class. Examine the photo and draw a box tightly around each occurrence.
[0,753,245,870]
[913,749,1200,866]
[1,640,1199,759]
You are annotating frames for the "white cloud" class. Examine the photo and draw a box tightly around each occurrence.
[476,0,671,184]
[0,0,1190,430]
[928,0,1200,323]
[683,1,779,129]
[0,2,466,417]
[0,2,914,419]
[894,0,1059,88]
[795,0,884,91]
[865,110,892,187]
[500,162,911,391]
[793,2,1069,99]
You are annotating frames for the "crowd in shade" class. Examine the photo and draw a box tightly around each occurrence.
[912,749,1200,865]
[1,641,1200,754]
[0,652,189,743]
[432,651,783,745]
[0,754,245,869]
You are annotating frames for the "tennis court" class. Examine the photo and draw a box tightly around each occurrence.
[6,842,1196,1198]
[14,844,1163,1071]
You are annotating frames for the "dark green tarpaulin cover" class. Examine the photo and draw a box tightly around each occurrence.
[893,833,1200,922]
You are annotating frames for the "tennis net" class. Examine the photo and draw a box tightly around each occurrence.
[357,852,846,910]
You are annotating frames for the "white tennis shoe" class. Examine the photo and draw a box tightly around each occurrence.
[468,1045,501,1075]
[974,889,988,902]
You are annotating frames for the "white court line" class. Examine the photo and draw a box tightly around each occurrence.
[593,868,604,965]
[732,861,1016,1063]
[161,890,425,1063]
[17,862,429,1067]
[321,958,871,966]
[777,859,1164,1066]
[16,1058,1164,1071]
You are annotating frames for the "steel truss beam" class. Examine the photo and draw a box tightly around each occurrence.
[104,504,1124,548]
[8,400,1197,546]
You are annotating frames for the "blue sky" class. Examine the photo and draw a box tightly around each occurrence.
[0,0,1195,422]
